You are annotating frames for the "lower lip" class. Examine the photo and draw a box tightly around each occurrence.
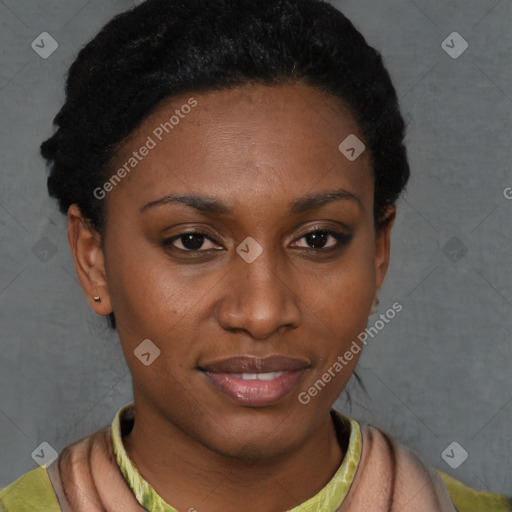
[202,370,306,406]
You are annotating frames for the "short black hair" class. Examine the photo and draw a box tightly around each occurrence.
[41,0,410,330]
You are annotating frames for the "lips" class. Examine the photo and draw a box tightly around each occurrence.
[199,355,310,406]
[200,355,309,374]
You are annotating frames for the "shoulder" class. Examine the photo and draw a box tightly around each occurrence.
[0,465,62,512]
[348,423,456,511]
[438,470,512,512]
[0,427,111,512]
[353,423,511,512]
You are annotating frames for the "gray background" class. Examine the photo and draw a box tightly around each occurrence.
[1,0,511,498]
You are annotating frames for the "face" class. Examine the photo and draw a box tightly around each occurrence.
[70,82,394,459]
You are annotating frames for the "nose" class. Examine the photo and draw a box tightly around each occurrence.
[216,248,302,340]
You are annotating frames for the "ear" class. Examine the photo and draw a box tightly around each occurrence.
[374,205,396,293]
[67,204,112,315]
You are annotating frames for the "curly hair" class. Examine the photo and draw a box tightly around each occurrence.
[41,0,410,330]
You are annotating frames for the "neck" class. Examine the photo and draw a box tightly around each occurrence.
[122,401,346,512]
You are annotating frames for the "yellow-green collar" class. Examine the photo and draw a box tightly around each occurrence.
[110,403,362,512]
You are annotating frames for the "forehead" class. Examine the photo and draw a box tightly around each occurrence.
[104,82,373,215]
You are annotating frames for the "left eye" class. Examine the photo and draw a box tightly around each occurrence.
[292,230,351,250]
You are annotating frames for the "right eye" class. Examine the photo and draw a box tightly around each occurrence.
[161,231,223,252]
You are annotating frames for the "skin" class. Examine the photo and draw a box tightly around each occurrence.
[68,82,395,512]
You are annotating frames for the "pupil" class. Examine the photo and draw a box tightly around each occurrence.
[182,233,204,250]
[306,231,328,248]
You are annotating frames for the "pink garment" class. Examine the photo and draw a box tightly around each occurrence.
[339,425,455,511]
[46,423,455,511]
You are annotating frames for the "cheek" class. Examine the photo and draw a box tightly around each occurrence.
[104,234,189,330]
[105,243,199,401]
[103,234,215,374]
[296,238,376,403]
[298,248,375,403]
[308,238,376,332]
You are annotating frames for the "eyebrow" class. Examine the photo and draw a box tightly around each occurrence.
[139,188,363,215]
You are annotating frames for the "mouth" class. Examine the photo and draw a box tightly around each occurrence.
[198,355,310,406]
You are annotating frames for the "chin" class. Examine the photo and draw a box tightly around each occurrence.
[197,411,306,461]
[207,434,298,461]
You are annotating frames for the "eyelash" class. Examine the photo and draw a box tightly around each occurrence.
[161,229,353,254]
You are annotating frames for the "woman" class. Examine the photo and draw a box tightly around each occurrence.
[1,0,510,510]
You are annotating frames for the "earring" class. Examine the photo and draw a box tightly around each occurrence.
[370,296,379,315]
[93,296,101,303]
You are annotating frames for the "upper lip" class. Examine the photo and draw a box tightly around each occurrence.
[200,355,310,374]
